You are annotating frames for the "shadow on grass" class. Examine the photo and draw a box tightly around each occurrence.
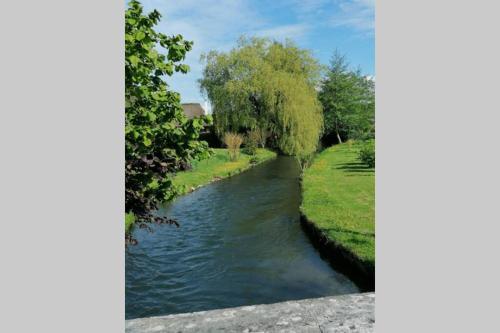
[335,162,374,173]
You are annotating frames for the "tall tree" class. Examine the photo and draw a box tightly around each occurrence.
[319,52,375,144]
[125,0,211,228]
[199,36,323,160]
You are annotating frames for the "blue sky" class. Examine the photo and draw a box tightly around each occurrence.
[138,0,374,110]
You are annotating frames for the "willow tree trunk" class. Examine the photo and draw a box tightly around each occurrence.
[336,132,342,144]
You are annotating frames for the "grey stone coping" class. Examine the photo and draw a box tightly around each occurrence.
[126,292,375,333]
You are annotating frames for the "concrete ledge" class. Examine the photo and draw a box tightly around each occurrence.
[126,292,375,333]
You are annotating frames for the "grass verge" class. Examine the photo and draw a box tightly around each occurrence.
[300,143,375,265]
[173,148,276,195]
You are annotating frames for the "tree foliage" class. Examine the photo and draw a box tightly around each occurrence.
[199,37,323,159]
[125,0,211,225]
[319,52,375,143]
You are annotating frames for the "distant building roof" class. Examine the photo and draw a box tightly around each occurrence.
[181,103,205,119]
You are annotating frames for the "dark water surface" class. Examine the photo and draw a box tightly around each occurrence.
[126,156,359,319]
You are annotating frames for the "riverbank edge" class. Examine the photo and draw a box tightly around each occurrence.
[299,211,375,291]
[174,150,277,197]
[125,292,375,332]
[125,150,277,235]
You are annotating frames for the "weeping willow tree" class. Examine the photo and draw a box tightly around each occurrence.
[199,37,323,160]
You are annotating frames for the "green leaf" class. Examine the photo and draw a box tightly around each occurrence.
[146,111,156,122]
[129,55,139,66]
[177,64,190,73]
[135,31,146,41]
[143,136,152,147]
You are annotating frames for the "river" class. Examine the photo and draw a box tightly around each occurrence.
[125,156,359,319]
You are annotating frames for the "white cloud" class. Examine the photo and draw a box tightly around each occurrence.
[253,24,310,41]
[330,0,375,35]
[291,0,375,35]
[292,0,330,14]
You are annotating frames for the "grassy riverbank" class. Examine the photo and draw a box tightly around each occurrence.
[300,143,375,265]
[173,148,276,195]
[125,148,276,233]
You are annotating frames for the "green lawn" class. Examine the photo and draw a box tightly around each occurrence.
[300,143,375,265]
[173,148,276,195]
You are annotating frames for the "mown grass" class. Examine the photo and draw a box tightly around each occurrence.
[301,143,375,264]
[173,148,276,195]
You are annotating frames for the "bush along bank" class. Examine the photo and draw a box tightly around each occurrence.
[300,143,375,290]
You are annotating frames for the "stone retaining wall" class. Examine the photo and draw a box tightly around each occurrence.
[125,292,375,333]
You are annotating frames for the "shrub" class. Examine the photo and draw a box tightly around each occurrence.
[244,130,259,155]
[255,128,268,148]
[346,138,355,150]
[249,156,260,164]
[223,132,244,161]
[358,139,375,168]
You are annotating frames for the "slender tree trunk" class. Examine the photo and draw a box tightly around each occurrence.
[336,131,342,144]
[334,118,343,144]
